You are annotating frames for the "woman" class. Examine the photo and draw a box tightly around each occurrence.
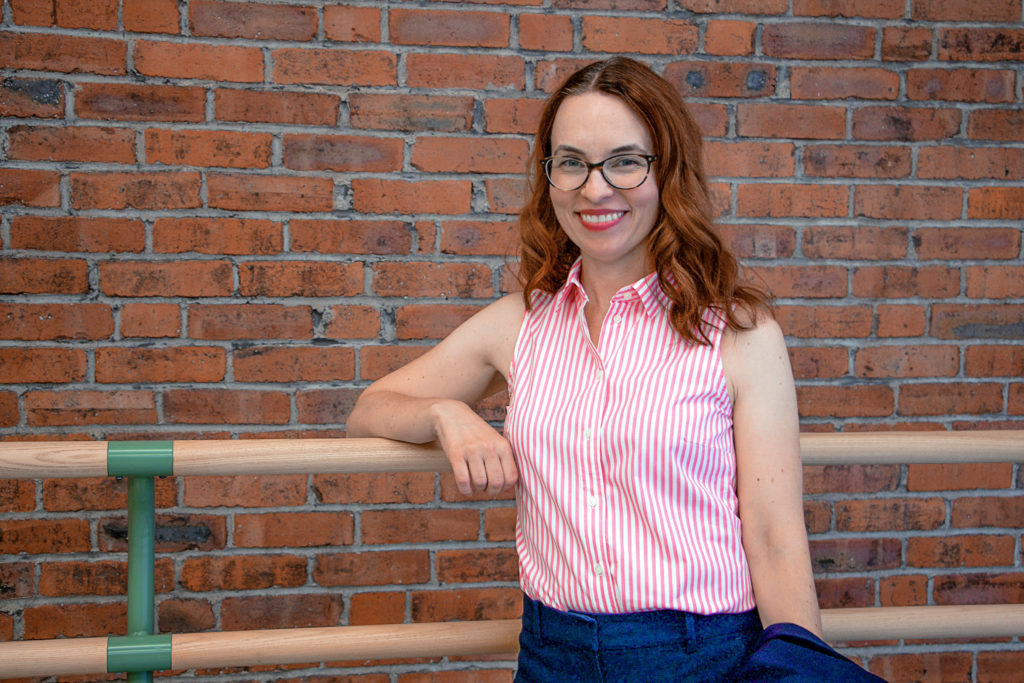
[348,58,826,682]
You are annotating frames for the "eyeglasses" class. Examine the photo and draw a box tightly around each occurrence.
[542,153,657,191]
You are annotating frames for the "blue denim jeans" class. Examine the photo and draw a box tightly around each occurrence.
[514,595,763,683]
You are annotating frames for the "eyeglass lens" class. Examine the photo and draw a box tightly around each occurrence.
[545,154,652,191]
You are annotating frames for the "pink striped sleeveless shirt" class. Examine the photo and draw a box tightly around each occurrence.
[505,260,755,615]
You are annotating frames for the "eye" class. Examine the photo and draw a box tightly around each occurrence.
[608,155,644,169]
[553,157,585,170]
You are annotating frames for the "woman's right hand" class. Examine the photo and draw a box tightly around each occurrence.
[430,399,518,496]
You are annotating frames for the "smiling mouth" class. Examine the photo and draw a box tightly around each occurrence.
[577,211,626,229]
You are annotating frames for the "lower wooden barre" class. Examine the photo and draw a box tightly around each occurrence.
[3,606,1024,678]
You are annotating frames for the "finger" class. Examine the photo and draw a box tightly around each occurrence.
[498,445,519,491]
[483,449,506,495]
[448,453,474,497]
[465,453,490,493]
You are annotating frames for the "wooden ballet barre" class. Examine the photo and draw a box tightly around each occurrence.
[1,431,1022,479]
[3,605,1024,678]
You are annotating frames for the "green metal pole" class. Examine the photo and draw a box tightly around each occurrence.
[126,475,155,683]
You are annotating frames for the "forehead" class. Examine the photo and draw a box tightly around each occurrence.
[550,92,652,154]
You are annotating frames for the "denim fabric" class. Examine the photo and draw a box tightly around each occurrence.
[514,595,763,683]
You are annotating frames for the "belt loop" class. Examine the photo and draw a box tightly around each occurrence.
[523,594,541,637]
[684,612,697,650]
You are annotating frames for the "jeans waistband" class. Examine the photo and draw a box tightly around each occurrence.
[521,595,761,651]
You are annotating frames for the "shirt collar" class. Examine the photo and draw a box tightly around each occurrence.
[553,259,671,318]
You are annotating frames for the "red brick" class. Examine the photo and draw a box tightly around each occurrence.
[912,0,1020,20]
[323,305,382,340]
[292,219,412,256]
[804,144,913,179]
[486,178,528,215]
[440,221,518,257]
[969,110,1024,142]
[146,129,272,168]
[968,187,1024,220]
[11,216,143,254]
[221,594,342,630]
[852,265,959,298]
[99,260,231,297]
[795,0,904,17]
[854,185,962,220]
[0,31,125,75]
[934,572,1024,605]
[0,518,90,554]
[854,345,959,379]
[315,550,431,586]
[790,67,900,100]
[207,173,333,212]
[359,345,431,380]
[238,261,363,297]
[189,0,317,40]
[484,506,517,543]
[917,229,1019,262]
[8,125,135,163]
[869,652,973,683]
[273,48,396,86]
[853,106,961,141]
[71,171,202,210]
[978,651,1024,683]
[882,27,933,61]
[952,496,1024,528]
[0,348,82,383]
[40,558,172,596]
[183,474,306,507]
[56,0,117,29]
[0,561,34,597]
[158,599,215,633]
[797,385,894,418]
[763,23,874,59]
[804,464,900,495]
[349,592,406,626]
[898,382,1004,416]
[931,304,1024,340]
[703,142,794,179]
[967,266,1024,298]
[789,346,848,379]
[24,390,157,426]
[361,509,480,545]
[0,168,60,207]
[909,463,1014,491]
[737,183,848,218]
[95,347,226,384]
[406,53,524,91]
[163,389,290,424]
[323,5,381,42]
[908,534,1016,568]
[814,577,874,609]
[188,304,313,340]
[24,602,126,639]
[233,346,356,382]
[75,82,205,122]
[412,137,529,174]
[965,345,1024,377]
[351,93,474,133]
[810,538,901,573]
[0,392,18,427]
[938,28,1024,62]
[313,472,434,505]
[736,103,846,139]
[10,0,54,25]
[0,303,113,340]
[99,512,228,553]
[879,574,929,607]
[803,226,907,260]
[353,179,472,215]
[235,511,354,548]
[581,16,697,55]
[745,265,847,298]
[391,9,509,47]
[519,13,573,51]
[153,217,283,255]
[134,39,263,82]
[0,481,35,513]
[908,69,1016,103]
[677,0,785,11]
[718,224,795,259]
[776,305,872,339]
[0,257,87,294]
[215,88,339,126]
[437,548,519,583]
[292,388,358,426]
[919,146,1024,181]
[534,58,595,93]
[396,304,486,340]
[410,587,522,622]
[704,20,755,56]
[835,498,946,532]
[121,302,180,338]
[284,134,403,172]
[43,476,175,511]
[0,78,63,118]
[399,671,513,683]
[124,0,180,34]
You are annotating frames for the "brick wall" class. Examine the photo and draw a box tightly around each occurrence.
[1,1,1022,681]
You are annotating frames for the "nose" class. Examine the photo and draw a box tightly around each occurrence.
[579,166,614,202]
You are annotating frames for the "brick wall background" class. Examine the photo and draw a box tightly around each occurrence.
[1,1,1022,681]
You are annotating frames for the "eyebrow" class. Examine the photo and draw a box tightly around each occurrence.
[552,143,649,156]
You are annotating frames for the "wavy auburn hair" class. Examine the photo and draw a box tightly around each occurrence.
[518,57,770,345]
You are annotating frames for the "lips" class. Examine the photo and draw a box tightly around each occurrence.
[577,210,626,231]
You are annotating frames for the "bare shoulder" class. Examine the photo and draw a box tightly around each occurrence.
[719,312,790,402]
[443,292,526,378]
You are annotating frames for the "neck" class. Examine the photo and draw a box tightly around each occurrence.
[578,255,651,309]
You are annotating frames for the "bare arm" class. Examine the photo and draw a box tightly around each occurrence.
[722,316,823,637]
[347,294,525,496]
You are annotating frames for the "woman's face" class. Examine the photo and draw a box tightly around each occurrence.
[548,91,660,279]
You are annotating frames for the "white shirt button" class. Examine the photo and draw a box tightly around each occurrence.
[587,495,598,508]
[595,370,603,382]
[584,428,592,440]
[613,315,622,324]
[594,564,604,576]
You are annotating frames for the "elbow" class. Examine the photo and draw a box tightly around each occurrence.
[344,393,374,438]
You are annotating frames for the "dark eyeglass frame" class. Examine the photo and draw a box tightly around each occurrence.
[541,153,658,191]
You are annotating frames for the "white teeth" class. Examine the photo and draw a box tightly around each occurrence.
[579,212,624,224]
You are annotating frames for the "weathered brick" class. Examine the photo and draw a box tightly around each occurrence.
[24,602,126,639]
[188,304,313,340]
[313,472,434,505]
[814,577,874,609]
[412,137,530,174]
[918,146,1024,181]
[744,265,847,298]
[121,303,181,338]
[207,173,334,212]
[71,171,202,210]
[361,509,480,545]
[869,652,973,683]
[215,88,339,126]
[737,104,846,139]
[43,476,175,512]
[182,474,306,507]
[835,498,946,532]
[146,129,273,168]
[790,67,900,101]
[9,0,55,25]
[353,179,472,215]
[912,0,1020,21]
[968,187,1024,220]
[952,496,1024,528]
[907,535,1016,568]
[882,27,933,61]
[0,348,82,383]
[810,538,901,573]
[854,185,962,220]
[189,0,317,41]
[851,265,959,299]
[486,178,529,215]
[351,93,474,132]
[11,216,144,254]
[440,221,518,257]
[908,69,1015,103]
[704,142,794,178]
[295,387,361,425]
[854,345,959,379]
[24,390,157,426]
[0,303,113,340]
[802,226,907,260]
[291,220,412,256]
[0,518,90,554]
[795,0,904,17]
[737,183,848,218]
[98,260,232,297]
[776,305,872,339]
[879,574,929,607]
[581,16,697,55]
[349,591,406,626]
[519,13,574,51]
[916,228,1021,260]
[0,481,35,513]
[359,345,431,380]
[898,382,1004,416]
[8,125,135,164]
[763,23,874,60]
[789,346,848,379]
[677,0,785,12]
[158,598,215,633]
[410,587,522,622]
[95,347,226,384]
[163,389,290,424]
[284,134,403,172]
[931,304,1024,340]
[124,0,180,34]
[718,224,795,259]
[56,0,117,29]
[323,305,382,340]
[75,82,205,122]
[233,346,356,382]
[153,218,283,255]
[436,548,519,583]
[0,257,88,294]
[798,385,894,418]
[390,9,510,48]
[234,511,354,548]
[39,558,173,596]
[908,463,1014,492]
[221,594,343,630]
[238,261,363,297]
[934,572,1024,605]
[406,53,524,91]
[314,550,431,586]
[965,345,1024,377]
[134,39,263,82]
[804,464,900,495]
[704,20,756,56]
[0,169,60,207]
[396,304,487,340]
[938,28,1024,62]
[0,78,64,118]
[99,513,228,553]
[0,31,126,75]
[969,110,1024,142]
[273,48,396,86]
[323,5,381,42]
[853,107,961,141]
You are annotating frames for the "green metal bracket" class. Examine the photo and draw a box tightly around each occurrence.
[107,441,174,477]
[107,634,173,673]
